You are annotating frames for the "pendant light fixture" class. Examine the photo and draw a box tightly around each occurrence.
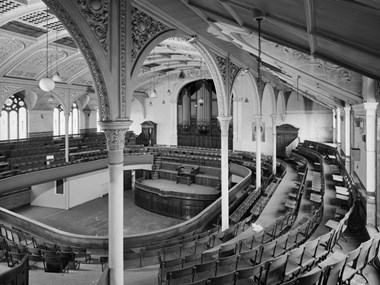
[253,8,265,97]
[166,61,171,97]
[179,70,186,79]
[39,9,55,92]
[150,51,158,98]
[52,30,63,82]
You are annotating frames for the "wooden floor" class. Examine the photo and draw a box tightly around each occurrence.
[15,188,184,237]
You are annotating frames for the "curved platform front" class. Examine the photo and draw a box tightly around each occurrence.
[135,178,220,220]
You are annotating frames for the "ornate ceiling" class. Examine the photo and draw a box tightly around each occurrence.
[1,0,379,111]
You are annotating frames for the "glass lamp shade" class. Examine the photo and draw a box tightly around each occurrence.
[198,98,204,105]
[150,89,158,98]
[39,77,55,92]
[167,89,171,96]
[52,72,64,82]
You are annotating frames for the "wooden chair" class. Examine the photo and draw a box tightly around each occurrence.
[218,242,238,258]
[286,246,308,278]
[59,251,80,270]
[166,266,195,285]
[238,245,263,268]
[367,234,380,268]
[42,256,70,273]
[320,256,346,285]
[296,267,324,285]
[262,252,289,285]
[216,254,239,275]
[208,271,238,285]
[5,251,26,267]
[341,239,372,284]
[303,238,321,270]
[236,261,270,285]
[193,259,218,281]
[158,256,184,285]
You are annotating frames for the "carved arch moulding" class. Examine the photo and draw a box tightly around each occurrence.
[43,0,111,121]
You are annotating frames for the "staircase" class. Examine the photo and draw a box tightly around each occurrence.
[151,155,162,179]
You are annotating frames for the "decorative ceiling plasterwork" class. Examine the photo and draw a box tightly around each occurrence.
[131,7,169,63]
[7,48,68,80]
[0,38,25,62]
[45,0,110,121]
[0,0,21,14]
[77,0,109,57]
[286,48,352,83]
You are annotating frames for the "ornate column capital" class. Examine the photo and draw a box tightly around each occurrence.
[218,116,232,137]
[99,120,133,151]
[253,115,262,124]
[363,102,378,116]
[343,106,351,113]
[270,114,277,122]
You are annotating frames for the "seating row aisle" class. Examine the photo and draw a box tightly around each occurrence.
[157,153,321,285]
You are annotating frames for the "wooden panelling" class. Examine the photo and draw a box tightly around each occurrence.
[0,187,30,210]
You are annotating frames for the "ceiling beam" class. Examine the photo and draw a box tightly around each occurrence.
[219,1,244,27]
[303,0,317,55]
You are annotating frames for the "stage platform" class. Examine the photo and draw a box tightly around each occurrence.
[141,179,219,195]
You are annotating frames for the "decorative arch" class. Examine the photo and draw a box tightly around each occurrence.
[75,94,90,111]
[43,0,111,121]
[244,71,261,115]
[23,90,39,110]
[262,84,276,115]
[277,90,286,118]
[287,90,305,112]
[0,86,29,109]
[131,30,228,117]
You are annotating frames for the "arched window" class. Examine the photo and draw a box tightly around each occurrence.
[0,95,27,141]
[53,103,79,136]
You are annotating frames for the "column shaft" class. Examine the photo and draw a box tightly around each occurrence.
[255,116,262,188]
[332,109,337,144]
[271,115,277,174]
[64,113,70,163]
[336,108,342,148]
[218,116,232,231]
[100,120,131,285]
[364,103,377,194]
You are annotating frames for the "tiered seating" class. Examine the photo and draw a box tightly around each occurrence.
[0,222,91,274]
[0,133,129,179]
[230,185,259,224]
[284,153,308,211]
[250,176,281,218]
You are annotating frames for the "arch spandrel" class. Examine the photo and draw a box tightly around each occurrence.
[43,0,111,121]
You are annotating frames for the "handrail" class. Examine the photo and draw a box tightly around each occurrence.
[0,163,251,250]
[97,265,110,285]
[0,154,154,193]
